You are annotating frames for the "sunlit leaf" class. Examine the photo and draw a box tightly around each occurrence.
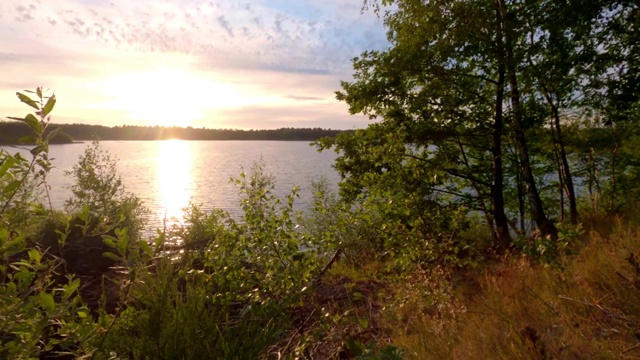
[39,292,56,312]
[139,240,153,257]
[10,260,35,271]
[102,251,121,262]
[28,248,42,264]
[42,94,56,116]
[102,235,117,248]
[0,155,17,178]
[24,113,40,131]
[16,92,39,110]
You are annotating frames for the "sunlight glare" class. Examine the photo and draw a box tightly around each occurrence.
[156,140,192,228]
[90,66,247,127]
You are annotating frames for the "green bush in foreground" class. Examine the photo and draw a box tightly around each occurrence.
[95,163,320,359]
[0,88,98,359]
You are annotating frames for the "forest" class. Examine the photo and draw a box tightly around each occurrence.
[1,0,639,359]
[0,122,345,143]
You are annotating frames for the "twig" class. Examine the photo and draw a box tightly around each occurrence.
[623,342,640,354]
[312,249,343,285]
[616,271,640,291]
[558,295,628,321]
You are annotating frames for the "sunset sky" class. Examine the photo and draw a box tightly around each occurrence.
[0,0,389,129]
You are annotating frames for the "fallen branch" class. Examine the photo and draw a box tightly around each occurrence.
[313,249,343,286]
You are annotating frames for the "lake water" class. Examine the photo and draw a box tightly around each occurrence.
[3,141,340,231]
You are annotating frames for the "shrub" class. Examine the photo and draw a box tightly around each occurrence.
[1,88,98,358]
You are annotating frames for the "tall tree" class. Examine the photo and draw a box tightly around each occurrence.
[496,0,559,239]
[328,0,638,252]
[326,0,521,248]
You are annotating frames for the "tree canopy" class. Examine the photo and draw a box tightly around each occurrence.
[319,0,640,252]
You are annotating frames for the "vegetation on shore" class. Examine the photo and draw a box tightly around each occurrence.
[0,122,346,144]
[1,0,639,358]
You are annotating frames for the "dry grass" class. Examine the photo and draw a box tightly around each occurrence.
[389,218,640,359]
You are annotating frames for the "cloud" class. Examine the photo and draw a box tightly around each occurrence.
[14,4,35,22]
[0,0,389,128]
[4,0,387,72]
[217,15,234,37]
[286,95,326,102]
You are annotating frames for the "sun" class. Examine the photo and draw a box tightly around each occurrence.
[91,66,245,127]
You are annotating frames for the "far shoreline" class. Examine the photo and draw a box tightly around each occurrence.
[0,122,351,144]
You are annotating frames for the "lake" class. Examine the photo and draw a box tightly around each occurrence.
[2,141,340,231]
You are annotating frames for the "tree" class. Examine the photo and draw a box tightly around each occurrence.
[324,0,551,249]
[326,0,640,254]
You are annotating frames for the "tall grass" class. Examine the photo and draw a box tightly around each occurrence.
[391,218,640,359]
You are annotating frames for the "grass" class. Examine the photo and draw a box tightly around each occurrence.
[385,217,640,359]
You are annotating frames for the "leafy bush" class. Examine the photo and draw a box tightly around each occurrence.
[1,88,98,359]
[65,140,147,240]
[95,162,321,359]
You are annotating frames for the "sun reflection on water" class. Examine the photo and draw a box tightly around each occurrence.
[156,140,192,228]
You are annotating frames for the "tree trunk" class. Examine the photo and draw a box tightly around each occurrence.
[516,149,526,232]
[498,0,558,240]
[525,24,579,225]
[492,2,512,248]
[610,140,619,212]
[546,97,578,224]
[551,125,566,221]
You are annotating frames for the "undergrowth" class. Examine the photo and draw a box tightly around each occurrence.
[3,89,640,359]
[390,218,640,359]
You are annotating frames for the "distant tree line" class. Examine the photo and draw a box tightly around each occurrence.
[0,122,347,143]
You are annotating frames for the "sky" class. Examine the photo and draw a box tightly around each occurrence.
[0,0,389,129]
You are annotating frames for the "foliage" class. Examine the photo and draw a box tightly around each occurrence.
[2,1,640,355]
[317,0,640,261]
[95,163,321,359]
[1,88,98,359]
[65,140,147,239]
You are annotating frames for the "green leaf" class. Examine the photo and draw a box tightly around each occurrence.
[64,278,81,299]
[42,95,56,116]
[16,92,40,110]
[45,127,61,142]
[4,179,22,194]
[39,292,56,312]
[28,248,42,264]
[30,145,44,156]
[77,309,89,318]
[78,206,89,223]
[11,260,35,270]
[102,235,117,248]
[102,251,121,262]
[139,240,153,257]
[36,87,42,99]
[23,113,40,132]
[0,155,17,179]
[6,116,25,121]
[18,135,35,144]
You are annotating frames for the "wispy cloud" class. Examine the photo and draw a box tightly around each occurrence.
[286,95,326,102]
[0,0,388,128]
